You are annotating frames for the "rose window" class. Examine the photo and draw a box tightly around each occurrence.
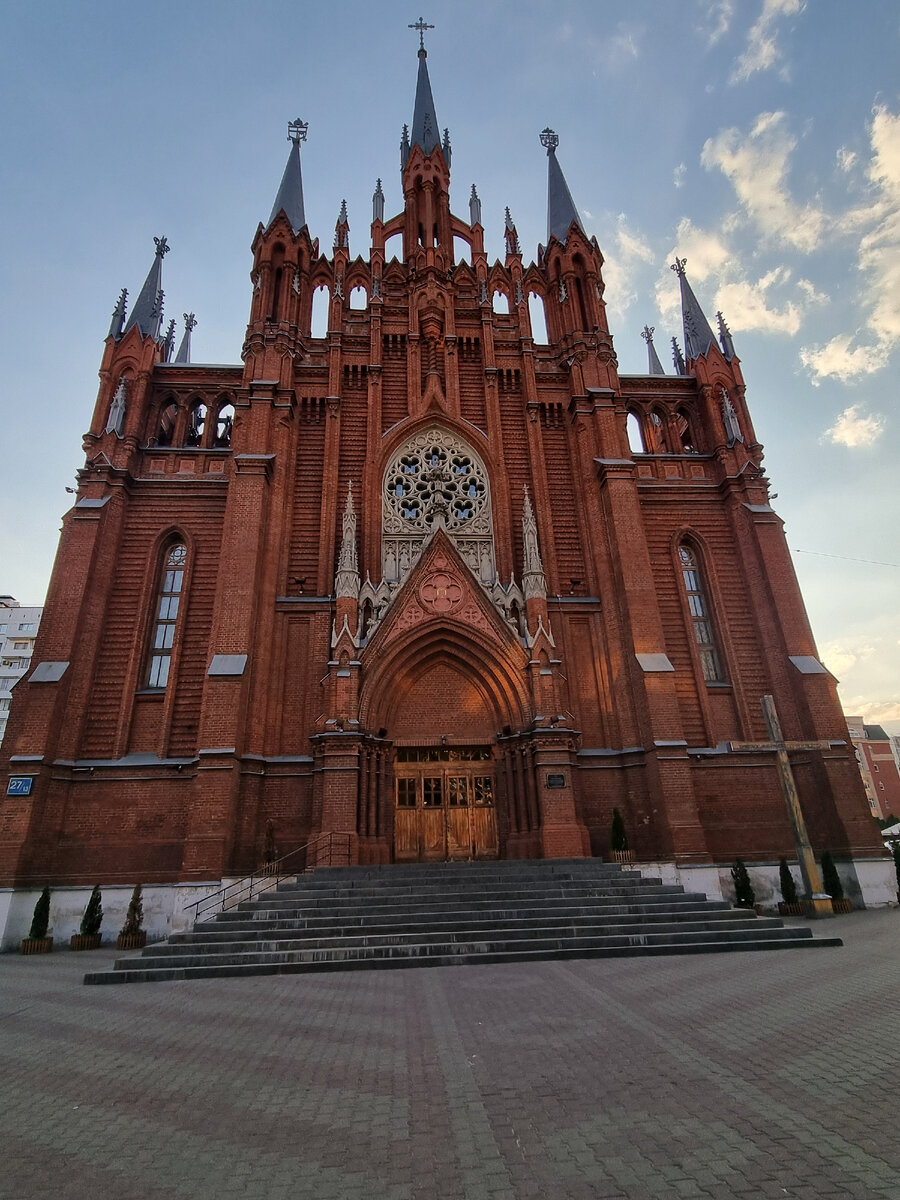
[382,427,495,586]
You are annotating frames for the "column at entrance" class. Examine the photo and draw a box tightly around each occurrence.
[531,729,590,859]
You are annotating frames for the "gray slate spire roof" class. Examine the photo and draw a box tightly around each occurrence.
[671,258,717,359]
[541,129,583,244]
[174,313,197,364]
[410,46,441,157]
[123,236,169,340]
[268,119,308,234]
[641,325,666,375]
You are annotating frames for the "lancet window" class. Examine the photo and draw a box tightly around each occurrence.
[678,545,724,683]
[382,427,495,586]
[146,542,187,689]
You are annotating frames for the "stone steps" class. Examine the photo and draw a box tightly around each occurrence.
[83,858,842,984]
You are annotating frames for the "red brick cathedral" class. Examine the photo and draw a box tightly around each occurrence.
[0,36,890,937]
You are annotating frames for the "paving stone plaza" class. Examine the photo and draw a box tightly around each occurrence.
[2,911,899,1200]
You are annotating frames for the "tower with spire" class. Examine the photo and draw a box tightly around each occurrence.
[0,21,885,938]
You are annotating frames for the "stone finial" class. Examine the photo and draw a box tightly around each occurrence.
[469,184,482,227]
[335,482,360,598]
[108,287,128,340]
[522,485,547,601]
[373,178,385,224]
[105,377,127,437]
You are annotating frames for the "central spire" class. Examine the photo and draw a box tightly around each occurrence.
[541,129,583,244]
[408,18,441,157]
[268,118,308,235]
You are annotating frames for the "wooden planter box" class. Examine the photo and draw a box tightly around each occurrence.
[21,937,53,955]
[611,849,634,864]
[778,902,806,917]
[70,933,102,951]
[116,931,147,950]
[830,898,854,914]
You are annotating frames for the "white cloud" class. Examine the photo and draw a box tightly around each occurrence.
[715,268,803,334]
[673,162,687,189]
[836,147,858,174]
[702,111,826,251]
[796,278,828,305]
[801,105,900,384]
[730,0,804,84]
[602,215,655,319]
[821,638,875,680]
[821,403,886,448]
[800,335,889,384]
[701,0,734,46]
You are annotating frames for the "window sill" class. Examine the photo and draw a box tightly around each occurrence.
[706,681,733,690]
[134,689,166,700]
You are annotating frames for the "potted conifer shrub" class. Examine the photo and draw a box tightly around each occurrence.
[821,851,853,913]
[21,886,53,954]
[777,858,804,916]
[610,808,633,863]
[730,859,756,909]
[71,885,103,950]
[892,840,900,905]
[116,883,147,949]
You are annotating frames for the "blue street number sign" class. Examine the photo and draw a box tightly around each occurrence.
[7,777,34,796]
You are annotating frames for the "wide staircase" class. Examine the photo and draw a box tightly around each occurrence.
[83,859,842,985]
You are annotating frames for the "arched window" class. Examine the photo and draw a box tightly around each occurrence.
[310,285,329,337]
[349,286,367,311]
[528,292,549,343]
[626,411,645,454]
[676,408,698,453]
[157,400,178,446]
[492,290,510,315]
[214,403,235,448]
[186,402,207,447]
[453,236,471,264]
[648,409,668,453]
[678,545,724,683]
[146,543,187,689]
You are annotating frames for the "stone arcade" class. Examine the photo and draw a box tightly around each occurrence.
[0,32,892,944]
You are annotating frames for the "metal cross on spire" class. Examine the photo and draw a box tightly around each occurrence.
[287,118,308,145]
[409,16,434,49]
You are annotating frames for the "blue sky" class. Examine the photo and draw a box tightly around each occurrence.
[2,0,899,731]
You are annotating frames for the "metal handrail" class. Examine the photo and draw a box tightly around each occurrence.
[183,831,352,922]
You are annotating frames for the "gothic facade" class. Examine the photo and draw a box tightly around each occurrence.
[0,39,890,933]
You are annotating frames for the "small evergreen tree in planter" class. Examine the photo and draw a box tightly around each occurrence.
[610,808,633,862]
[891,841,900,903]
[117,883,147,949]
[21,886,53,954]
[71,885,103,950]
[777,858,804,916]
[821,851,852,913]
[730,859,756,909]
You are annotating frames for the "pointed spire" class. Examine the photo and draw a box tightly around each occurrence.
[123,236,170,339]
[469,184,482,227]
[672,336,686,375]
[400,123,411,169]
[522,486,547,601]
[174,312,197,364]
[717,310,736,360]
[671,258,717,360]
[641,325,666,375]
[442,127,452,167]
[540,129,583,244]
[335,483,360,598]
[334,199,349,250]
[504,207,520,256]
[408,20,441,158]
[268,119,308,235]
[372,178,385,224]
[108,287,128,340]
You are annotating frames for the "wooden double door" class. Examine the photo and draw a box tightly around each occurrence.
[394,746,499,862]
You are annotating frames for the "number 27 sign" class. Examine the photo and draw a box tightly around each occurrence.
[7,777,34,796]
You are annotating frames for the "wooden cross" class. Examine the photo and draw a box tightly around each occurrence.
[729,695,834,916]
